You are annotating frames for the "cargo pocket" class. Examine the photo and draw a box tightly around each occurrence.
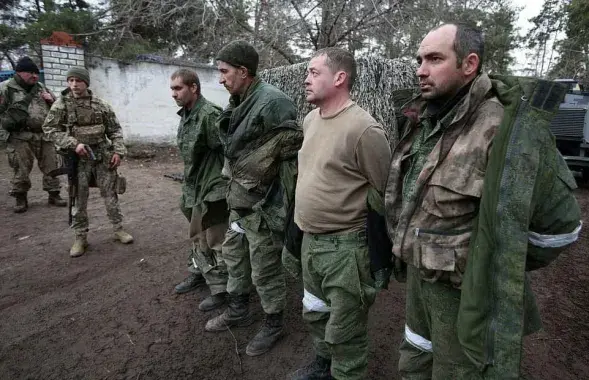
[6,146,17,169]
[413,228,471,285]
[422,163,484,218]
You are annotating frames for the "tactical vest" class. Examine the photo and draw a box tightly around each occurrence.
[64,95,106,145]
[5,81,51,132]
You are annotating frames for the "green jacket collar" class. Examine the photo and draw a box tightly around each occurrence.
[177,95,207,119]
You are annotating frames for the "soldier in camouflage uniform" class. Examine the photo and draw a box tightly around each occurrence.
[170,68,229,311]
[205,41,303,357]
[0,56,66,213]
[42,67,133,257]
[384,24,582,379]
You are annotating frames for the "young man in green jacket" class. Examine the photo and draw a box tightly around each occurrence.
[170,68,229,312]
[205,40,303,358]
[385,23,582,379]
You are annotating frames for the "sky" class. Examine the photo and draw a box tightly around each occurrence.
[511,0,544,75]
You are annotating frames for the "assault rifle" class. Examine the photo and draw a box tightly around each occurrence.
[48,145,95,226]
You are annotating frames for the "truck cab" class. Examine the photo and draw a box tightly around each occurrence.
[550,79,589,181]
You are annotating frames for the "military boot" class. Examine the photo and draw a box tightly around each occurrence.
[174,272,206,294]
[199,292,228,312]
[70,236,89,258]
[289,355,333,380]
[205,294,254,332]
[245,311,285,356]
[114,230,134,244]
[13,193,28,213]
[47,191,67,207]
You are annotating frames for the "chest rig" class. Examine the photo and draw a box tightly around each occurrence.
[64,95,106,145]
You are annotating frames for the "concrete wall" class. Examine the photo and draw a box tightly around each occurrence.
[87,56,228,144]
[41,44,86,92]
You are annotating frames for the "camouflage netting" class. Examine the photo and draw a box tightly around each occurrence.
[260,56,418,145]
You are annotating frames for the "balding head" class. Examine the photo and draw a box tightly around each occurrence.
[416,23,483,101]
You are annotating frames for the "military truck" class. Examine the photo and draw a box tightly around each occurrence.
[550,79,589,182]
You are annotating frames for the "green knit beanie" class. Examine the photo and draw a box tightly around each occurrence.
[216,40,259,76]
[66,66,90,86]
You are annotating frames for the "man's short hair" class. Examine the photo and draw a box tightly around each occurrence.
[171,69,201,94]
[439,23,485,74]
[312,47,357,90]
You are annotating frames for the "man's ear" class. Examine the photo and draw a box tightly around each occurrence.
[190,83,198,95]
[463,53,480,76]
[333,70,348,88]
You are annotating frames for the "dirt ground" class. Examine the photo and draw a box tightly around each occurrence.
[0,145,587,380]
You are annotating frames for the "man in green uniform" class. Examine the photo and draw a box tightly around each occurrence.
[43,67,133,257]
[204,40,303,357]
[289,48,391,380]
[171,68,229,311]
[385,23,582,379]
[0,56,66,212]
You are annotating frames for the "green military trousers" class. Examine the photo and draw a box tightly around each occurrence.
[301,230,376,380]
[73,157,123,237]
[223,211,286,314]
[6,134,61,194]
[181,204,228,295]
[399,265,483,380]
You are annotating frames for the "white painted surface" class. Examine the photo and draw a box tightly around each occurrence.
[86,56,229,143]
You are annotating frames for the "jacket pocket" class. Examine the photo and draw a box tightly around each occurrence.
[413,228,471,285]
[421,163,484,218]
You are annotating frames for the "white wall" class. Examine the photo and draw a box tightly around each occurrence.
[87,56,229,144]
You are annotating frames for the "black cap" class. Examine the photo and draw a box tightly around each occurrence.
[15,56,40,74]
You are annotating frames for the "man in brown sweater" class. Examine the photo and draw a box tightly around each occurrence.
[290,48,391,380]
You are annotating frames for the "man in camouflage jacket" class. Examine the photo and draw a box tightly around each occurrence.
[42,67,133,257]
[170,68,229,312]
[204,40,303,358]
[385,24,581,379]
[0,56,66,212]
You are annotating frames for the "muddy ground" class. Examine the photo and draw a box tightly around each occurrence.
[0,145,587,380]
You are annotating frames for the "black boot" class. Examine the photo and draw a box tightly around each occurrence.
[205,294,253,332]
[199,292,227,312]
[289,355,332,380]
[245,311,285,356]
[48,191,67,207]
[13,193,28,213]
[174,272,206,294]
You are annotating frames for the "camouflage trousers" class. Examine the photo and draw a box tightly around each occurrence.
[223,211,286,314]
[72,158,123,237]
[301,230,376,380]
[399,264,483,380]
[6,134,61,194]
[181,204,228,295]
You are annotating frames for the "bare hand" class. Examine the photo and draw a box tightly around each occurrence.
[110,153,121,169]
[40,91,54,104]
[75,144,88,157]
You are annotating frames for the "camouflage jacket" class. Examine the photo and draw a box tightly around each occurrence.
[385,74,503,286]
[218,77,303,232]
[42,89,127,158]
[0,76,55,139]
[177,96,227,222]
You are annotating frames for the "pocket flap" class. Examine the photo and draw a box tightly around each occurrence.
[420,243,456,272]
[429,163,484,198]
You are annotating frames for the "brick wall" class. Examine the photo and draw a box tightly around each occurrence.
[41,44,85,94]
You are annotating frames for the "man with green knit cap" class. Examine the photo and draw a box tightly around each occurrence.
[204,40,303,358]
[0,56,67,213]
[43,66,133,257]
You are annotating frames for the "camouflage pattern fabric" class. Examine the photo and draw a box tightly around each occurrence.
[177,96,228,293]
[73,158,122,236]
[42,89,128,236]
[457,76,581,379]
[6,135,60,194]
[0,76,62,194]
[43,89,127,157]
[223,210,286,314]
[301,231,376,380]
[385,74,502,286]
[399,265,483,380]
